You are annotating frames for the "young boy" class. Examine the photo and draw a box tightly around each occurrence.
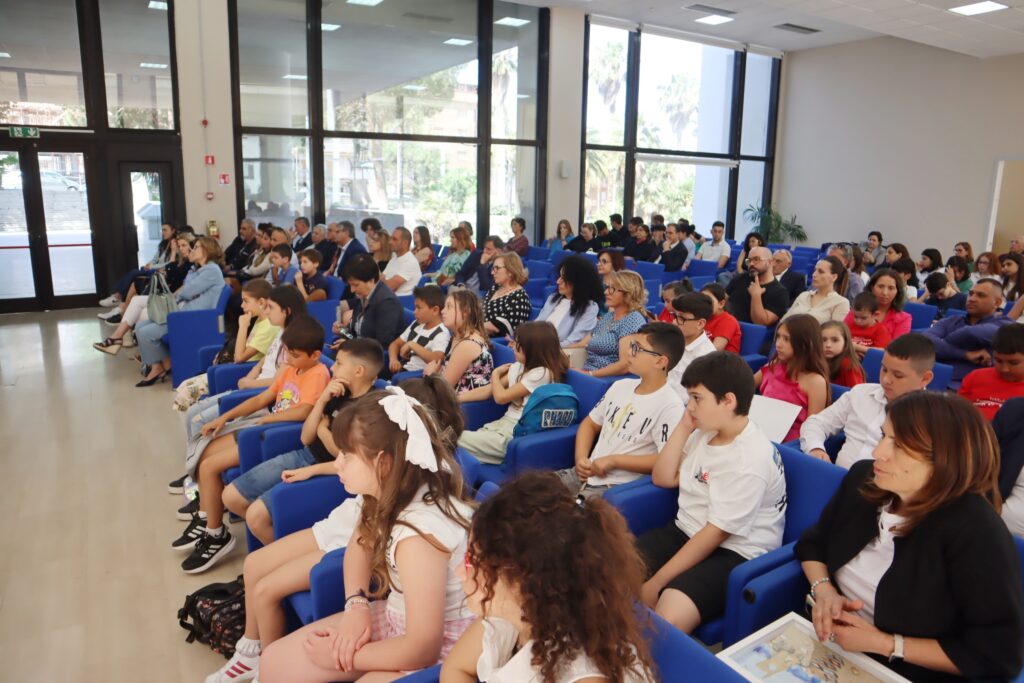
[266,244,298,285]
[922,272,967,321]
[801,333,935,468]
[655,281,692,323]
[387,286,451,375]
[959,324,1024,421]
[700,283,741,353]
[556,322,685,499]
[217,338,383,545]
[293,248,328,302]
[846,291,892,351]
[667,292,717,402]
[640,351,786,634]
[175,315,329,573]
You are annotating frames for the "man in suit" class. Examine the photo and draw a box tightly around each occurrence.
[657,223,689,272]
[327,220,366,279]
[454,235,503,294]
[311,224,336,271]
[291,217,313,252]
[771,249,808,304]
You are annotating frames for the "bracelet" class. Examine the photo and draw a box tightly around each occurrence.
[344,596,370,610]
[809,577,831,600]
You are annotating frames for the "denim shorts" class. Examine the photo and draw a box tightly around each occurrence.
[232,447,318,509]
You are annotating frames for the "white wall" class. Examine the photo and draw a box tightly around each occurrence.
[174,0,239,241]
[773,36,1024,256]
[995,161,1024,251]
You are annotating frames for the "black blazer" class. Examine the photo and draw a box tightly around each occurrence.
[779,269,807,304]
[795,461,1023,682]
[293,232,314,253]
[624,239,657,263]
[659,241,689,272]
[349,281,405,352]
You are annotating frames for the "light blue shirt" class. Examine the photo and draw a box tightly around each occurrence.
[537,296,600,346]
[175,262,225,311]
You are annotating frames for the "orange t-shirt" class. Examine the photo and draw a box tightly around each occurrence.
[269,363,330,413]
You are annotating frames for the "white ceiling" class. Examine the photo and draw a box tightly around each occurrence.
[525,0,1024,57]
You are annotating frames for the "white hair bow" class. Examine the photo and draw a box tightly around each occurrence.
[378,386,441,473]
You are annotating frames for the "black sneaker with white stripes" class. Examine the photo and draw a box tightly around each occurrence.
[181,529,235,574]
[177,495,199,521]
[168,474,187,495]
[171,515,207,552]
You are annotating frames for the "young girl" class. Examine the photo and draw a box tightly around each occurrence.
[457,321,567,464]
[820,321,865,388]
[700,283,741,353]
[425,289,494,396]
[654,280,692,323]
[369,227,393,273]
[1001,253,1024,302]
[442,471,656,683]
[258,388,476,683]
[754,314,830,442]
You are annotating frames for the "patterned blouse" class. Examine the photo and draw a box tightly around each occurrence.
[484,285,532,337]
[435,249,472,280]
[583,310,646,371]
[442,337,494,394]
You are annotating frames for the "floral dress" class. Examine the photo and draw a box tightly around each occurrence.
[442,337,494,393]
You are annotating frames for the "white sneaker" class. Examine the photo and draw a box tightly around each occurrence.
[204,651,259,683]
[98,294,121,307]
[122,331,136,348]
[97,307,121,320]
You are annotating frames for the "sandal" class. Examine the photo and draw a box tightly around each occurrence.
[93,337,123,355]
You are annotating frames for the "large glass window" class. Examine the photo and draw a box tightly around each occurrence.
[0,0,87,126]
[585,24,629,146]
[492,1,539,141]
[490,144,536,241]
[583,150,626,222]
[237,0,308,129]
[634,157,729,230]
[242,135,313,228]
[0,152,34,300]
[99,0,175,129]
[741,54,774,157]
[736,160,766,233]
[40,152,95,296]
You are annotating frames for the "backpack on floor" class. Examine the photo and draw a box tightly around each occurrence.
[513,383,579,437]
[177,575,245,658]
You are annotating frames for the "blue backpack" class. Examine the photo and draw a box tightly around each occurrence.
[513,383,579,437]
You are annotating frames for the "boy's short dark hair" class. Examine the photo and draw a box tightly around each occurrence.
[701,282,727,303]
[628,216,644,227]
[413,285,445,311]
[242,278,272,299]
[994,324,1024,356]
[663,280,693,299]
[299,248,322,266]
[924,271,948,295]
[681,351,755,415]
[271,244,294,260]
[337,337,385,374]
[637,322,685,372]
[610,214,623,225]
[885,333,936,374]
[594,220,608,232]
[343,252,381,283]
[712,220,725,229]
[672,292,713,323]
[890,257,916,278]
[852,291,880,313]
[280,314,325,355]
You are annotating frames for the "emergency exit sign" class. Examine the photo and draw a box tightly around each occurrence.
[8,126,40,139]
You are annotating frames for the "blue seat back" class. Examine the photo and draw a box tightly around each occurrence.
[403,308,415,327]
[493,342,516,366]
[739,322,768,356]
[476,481,500,501]
[904,302,937,330]
[688,275,714,290]
[862,347,884,383]
[397,294,415,311]
[777,444,845,544]
[686,259,719,277]
[566,369,608,417]
[831,383,851,401]
[527,245,550,262]
[525,259,553,280]
[930,362,953,391]
[525,278,549,303]
[324,276,345,300]
[632,260,664,280]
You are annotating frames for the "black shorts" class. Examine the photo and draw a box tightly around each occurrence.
[637,521,746,623]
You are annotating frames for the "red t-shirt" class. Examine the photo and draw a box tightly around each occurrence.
[705,311,742,354]
[658,306,675,324]
[831,356,866,388]
[845,320,892,349]
[958,367,1024,420]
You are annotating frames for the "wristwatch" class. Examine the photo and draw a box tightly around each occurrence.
[888,633,905,664]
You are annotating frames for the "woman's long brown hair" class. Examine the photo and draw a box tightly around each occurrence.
[467,472,655,683]
[769,313,832,405]
[446,288,491,347]
[513,321,568,383]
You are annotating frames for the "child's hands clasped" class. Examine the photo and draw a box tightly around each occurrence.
[304,608,372,671]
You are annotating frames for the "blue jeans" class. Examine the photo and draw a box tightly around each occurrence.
[135,320,169,364]
[232,447,318,509]
[184,391,227,441]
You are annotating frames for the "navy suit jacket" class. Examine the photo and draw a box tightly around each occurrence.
[332,239,367,279]
[293,232,314,253]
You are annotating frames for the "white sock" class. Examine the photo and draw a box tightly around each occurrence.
[207,525,226,538]
[234,636,261,658]
[197,511,208,520]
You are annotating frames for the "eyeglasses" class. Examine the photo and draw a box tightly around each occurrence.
[604,285,622,293]
[492,264,506,271]
[674,313,698,324]
[629,341,663,358]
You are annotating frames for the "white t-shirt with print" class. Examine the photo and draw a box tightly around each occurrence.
[257,332,285,380]
[675,420,787,560]
[384,251,423,296]
[398,321,451,372]
[667,333,717,403]
[504,362,553,422]
[586,379,685,487]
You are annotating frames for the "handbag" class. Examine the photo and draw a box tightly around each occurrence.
[146,271,178,325]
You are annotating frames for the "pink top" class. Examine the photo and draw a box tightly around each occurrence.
[760,360,809,442]
[843,307,911,342]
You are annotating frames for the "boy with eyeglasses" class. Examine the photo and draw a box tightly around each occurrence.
[556,322,685,499]
[666,293,718,402]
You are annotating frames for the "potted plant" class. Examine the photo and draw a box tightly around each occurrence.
[743,205,807,245]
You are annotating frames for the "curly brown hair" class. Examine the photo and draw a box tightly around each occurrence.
[467,472,655,683]
[331,390,474,597]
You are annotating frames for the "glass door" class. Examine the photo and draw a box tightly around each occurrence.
[0,151,36,301]
[119,162,174,268]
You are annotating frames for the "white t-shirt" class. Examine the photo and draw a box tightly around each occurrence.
[587,379,685,487]
[700,241,730,264]
[384,251,422,296]
[477,617,653,683]
[667,333,717,403]
[257,332,285,380]
[675,420,787,560]
[398,321,451,372]
[504,362,553,422]
[835,507,903,624]
[312,495,363,552]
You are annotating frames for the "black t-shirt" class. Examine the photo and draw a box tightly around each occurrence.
[308,394,351,463]
[725,273,791,324]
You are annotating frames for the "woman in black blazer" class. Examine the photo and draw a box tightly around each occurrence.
[341,253,405,353]
[796,391,1022,682]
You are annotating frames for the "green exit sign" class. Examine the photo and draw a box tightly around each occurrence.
[8,126,40,139]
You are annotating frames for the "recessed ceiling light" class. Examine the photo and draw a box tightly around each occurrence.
[402,84,426,91]
[443,38,473,46]
[949,1,1007,15]
[321,23,341,31]
[346,0,384,5]
[696,14,734,24]
[148,1,168,9]
[139,62,168,69]
[282,74,308,80]
[0,52,11,59]
[494,17,531,27]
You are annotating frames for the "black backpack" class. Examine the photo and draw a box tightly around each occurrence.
[177,575,246,658]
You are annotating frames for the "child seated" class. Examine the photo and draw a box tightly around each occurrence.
[458,321,567,463]
[174,315,329,574]
[821,320,866,388]
[666,292,717,402]
[424,288,494,396]
[754,314,831,442]
[294,248,328,302]
[556,323,685,499]
[654,280,692,323]
[640,351,787,634]
[442,472,656,682]
[922,271,967,320]
[801,333,935,467]
[959,324,1024,420]
[218,338,383,545]
[387,286,450,375]
[266,244,298,285]
[846,291,892,353]
[258,388,475,683]
[700,283,742,353]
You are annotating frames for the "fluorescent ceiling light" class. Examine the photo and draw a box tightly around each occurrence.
[695,14,734,24]
[139,62,168,69]
[0,52,11,59]
[443,38,473,46]
[321,23,341,31]
[282,74,308,80]
[517,94,531,99]
[949,1,1007,14]
[148,1,168,9]
[494,17,531,27]
[402,84,426,91]
[346,0,384,5]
